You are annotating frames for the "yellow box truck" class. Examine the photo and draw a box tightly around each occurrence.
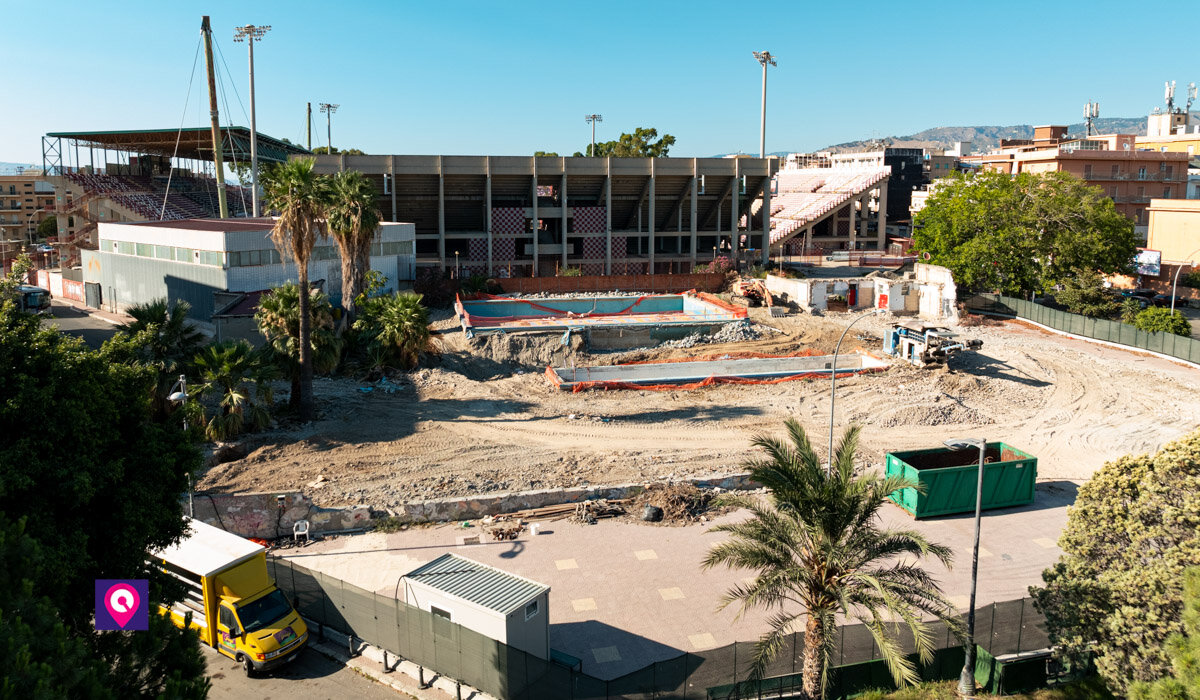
[152,518,308,675]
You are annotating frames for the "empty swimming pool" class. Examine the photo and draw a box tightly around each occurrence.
[456,292,746,336]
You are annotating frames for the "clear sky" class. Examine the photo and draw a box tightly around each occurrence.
[2,0,1197,164]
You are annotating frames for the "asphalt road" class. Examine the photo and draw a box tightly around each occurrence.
[202,644,411,699]
[47,301,118,348]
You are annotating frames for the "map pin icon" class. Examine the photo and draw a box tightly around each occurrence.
[105,583,141,629]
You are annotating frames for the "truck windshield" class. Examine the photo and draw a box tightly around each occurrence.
[237,590,293,634]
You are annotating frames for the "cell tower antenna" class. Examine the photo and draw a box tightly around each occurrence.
[1084,101,1099,136]
[1166,80,1177,112]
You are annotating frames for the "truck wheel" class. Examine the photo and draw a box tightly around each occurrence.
[238,654,255,677]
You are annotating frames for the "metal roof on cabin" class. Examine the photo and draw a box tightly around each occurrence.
[404,554,548,615]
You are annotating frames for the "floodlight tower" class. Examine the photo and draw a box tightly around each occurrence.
[320,103,340,152]
[234,23,271,217]
[585,114,603,157]
[752,50,776,158]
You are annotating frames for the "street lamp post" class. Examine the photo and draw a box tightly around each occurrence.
[585,114,603,157]
[1169,246,1200,316]
[168,375,194,518]
[320,103,340,152]
[752,51,776,159]
[944,436,987,699]
[234,24,271,217]
[827,307,883,472]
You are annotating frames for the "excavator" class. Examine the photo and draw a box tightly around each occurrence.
[883,321,982,367]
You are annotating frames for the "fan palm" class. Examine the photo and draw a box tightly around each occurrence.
[355,292,435,370]
[703,420,963,700]
[255,283,343,411]
[260,158,330,421]
[326,170,382,327]
[114,298,204,415]
[192,340,274,441]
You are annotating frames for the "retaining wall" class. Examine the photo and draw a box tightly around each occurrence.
[495,272,725,294]
[195,473,759,538]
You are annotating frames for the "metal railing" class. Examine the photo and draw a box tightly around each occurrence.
[268,556,1049,700]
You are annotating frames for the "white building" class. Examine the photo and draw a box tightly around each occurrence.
[81,217,415,319]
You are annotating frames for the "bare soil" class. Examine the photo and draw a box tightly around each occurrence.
[198,308,1200,508]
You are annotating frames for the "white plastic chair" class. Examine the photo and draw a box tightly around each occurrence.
[292,520,310,543]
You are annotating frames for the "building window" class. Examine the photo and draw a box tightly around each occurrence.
[1139,167,1147,180]
[155,245,173,260]
[1111,164,1119,177]
[1164,187,1172,198]
[117,241,134,256]
[431,606,452,622]
[1166,166,1174,178]
[175,247,194,263]
[524,600,539,621]
[382,174,391,195]
[1160,162,1168,172]
[197,251,223,267]
[1083,164,1093,178]
[135,243,153,257]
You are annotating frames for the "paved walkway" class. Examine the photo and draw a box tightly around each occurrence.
[280,481,1073,679]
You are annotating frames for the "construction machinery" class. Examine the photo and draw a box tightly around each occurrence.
[883,322,982,367]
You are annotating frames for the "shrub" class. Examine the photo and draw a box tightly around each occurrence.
[355,292,437,370]
[1120,297,1144,324]
[1055,270,1120,318]
[1135,307,1193,337]
[559,266,583,277]
[1181,270,1200,289]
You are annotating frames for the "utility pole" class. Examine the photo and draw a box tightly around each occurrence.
[201,16,229,219]
[585,114,603,156]
[320,103,339,153]
[306,102,312,151]
[234,23,271,217]
[752,51,776,159]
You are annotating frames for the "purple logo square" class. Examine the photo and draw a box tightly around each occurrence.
[95,579,149,631]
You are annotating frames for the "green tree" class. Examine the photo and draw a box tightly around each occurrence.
[255,283,343,411]
[590,127,676,157]
[1031,429,1200,694]
[1135,307,1193,336]
[310,146,365,155]
[35,216,57,240]
[327,170,383,326]
[1131,567,1200,700]
[260,158,330,421]
[0,305,208,696]
[111,298,205,417]
[355,292,435,370]
[703,421,962,699]
[1121,297,1145,324]
[193,340,274,441]
[1181,270,1200,289]
[913,171,1136,295]
[533,151,559,157]
[1055,270,1120,318]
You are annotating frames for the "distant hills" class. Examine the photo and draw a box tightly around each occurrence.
[818,114,1200,154]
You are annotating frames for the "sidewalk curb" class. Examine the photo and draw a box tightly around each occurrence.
[309,624,496,700]
[53,297,130,326]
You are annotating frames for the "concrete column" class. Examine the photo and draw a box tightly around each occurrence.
[847,197,856,251]
[858,195,869,245]
[730,162,740,264]
[531,162,538,277]
[485,160,493,276]
[605,163,612,275]
[648,163,656,272]
[761,179,771,265]
[437,157,445,271]
[389,156,397,222]
[560,171,568,271]
[689,166,698,266]
[876,184,888,249]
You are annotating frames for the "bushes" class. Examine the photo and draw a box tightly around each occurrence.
[694,255,734,274]
[355,292,437,371]
[1135,307,1193,337]
[1056,271,1120,318]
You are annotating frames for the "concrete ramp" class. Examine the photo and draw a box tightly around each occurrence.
[547,352,889,392]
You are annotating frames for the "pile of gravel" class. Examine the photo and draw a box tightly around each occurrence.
[659,320,762,349]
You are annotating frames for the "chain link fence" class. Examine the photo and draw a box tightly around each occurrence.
[965,293,1200,365]
[268,556,1049,700]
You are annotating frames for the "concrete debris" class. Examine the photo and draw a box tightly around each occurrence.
[658,320,762,349]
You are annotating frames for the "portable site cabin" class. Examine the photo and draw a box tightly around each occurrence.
[402,553,550,660]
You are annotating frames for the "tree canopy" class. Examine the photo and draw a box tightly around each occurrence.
[912,171,1137,295]
[1032,429,1200,694]
[1131,567,1200,700]
[310,146,365,155]
[541,127,677,158]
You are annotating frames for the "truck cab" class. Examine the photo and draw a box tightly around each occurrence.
[153,518,308,675]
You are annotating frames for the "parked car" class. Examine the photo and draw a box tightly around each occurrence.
[1152,293,1190,309]
[1122,288,1157,300]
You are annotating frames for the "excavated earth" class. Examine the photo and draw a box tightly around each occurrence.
[198,306,1200,508]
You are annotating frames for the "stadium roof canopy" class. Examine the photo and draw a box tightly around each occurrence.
[45,127,309,164]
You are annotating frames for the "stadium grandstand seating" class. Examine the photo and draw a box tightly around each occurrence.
[64,172,252,222]
[769,167,890,246]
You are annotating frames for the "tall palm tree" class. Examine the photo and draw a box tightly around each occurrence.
[326,170,382,327]
[255,283,343,411]
[703,420,963,700]
[260,158,329,421]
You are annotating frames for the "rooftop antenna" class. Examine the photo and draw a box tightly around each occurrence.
[1084,101,1099,136]
[1166,80,1177,113]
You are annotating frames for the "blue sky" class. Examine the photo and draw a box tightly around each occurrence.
[2,0,1197,164]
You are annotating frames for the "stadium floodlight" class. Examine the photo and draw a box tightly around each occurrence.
[320,103,340,152]
[584,114,603,157]
[234,24,271,217]
[752,51,776,159]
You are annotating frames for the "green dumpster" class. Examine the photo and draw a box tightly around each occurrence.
[885,442,1037,518]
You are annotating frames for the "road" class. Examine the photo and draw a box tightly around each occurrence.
[202,644,412,699]
[46,300,118,348]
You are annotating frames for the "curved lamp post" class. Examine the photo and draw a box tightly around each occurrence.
[944,436,987,699]
[168,374,194,518]
[1169,246,1200,316]
[827,307,883,472]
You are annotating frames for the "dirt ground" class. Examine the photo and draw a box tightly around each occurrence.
[198,306,1200,508]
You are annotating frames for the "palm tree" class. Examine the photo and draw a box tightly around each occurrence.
[703,420,963,700]
[260,158,330,421]
[357,292,435,370]
[192,340,274,441]
[255,283,343,412]
[114,298,205,416]
[326,170,382,327]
